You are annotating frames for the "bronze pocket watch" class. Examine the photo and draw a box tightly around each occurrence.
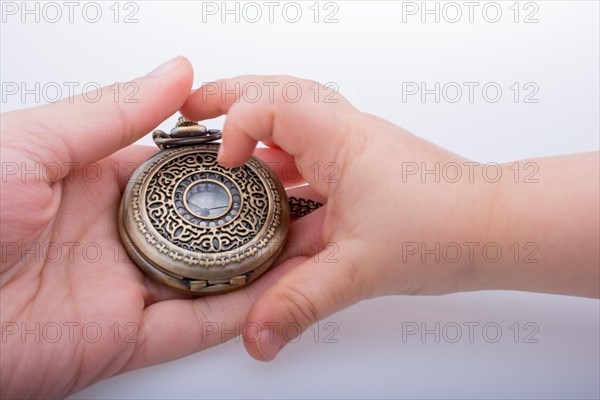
[119,117,321,295]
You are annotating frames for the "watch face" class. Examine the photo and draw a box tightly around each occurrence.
[185,181,231,219]
[174,170,242,229]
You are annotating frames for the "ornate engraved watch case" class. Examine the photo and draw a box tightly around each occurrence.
[118,118,301,295]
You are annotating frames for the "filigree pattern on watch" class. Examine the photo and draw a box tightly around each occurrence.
[130,144,282,266]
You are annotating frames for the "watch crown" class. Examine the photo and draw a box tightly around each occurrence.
[170,118,208,138]
[176,116,198,127]
[152,116,222,149]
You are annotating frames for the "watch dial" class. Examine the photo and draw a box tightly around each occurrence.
[185,181,231,218]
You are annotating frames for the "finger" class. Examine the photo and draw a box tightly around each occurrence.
[181,75,352,159]
[2,56,193,180]
[243,244,373,361]
[181,76,357,197]
[181,75,354,121]
[254,147,305,187]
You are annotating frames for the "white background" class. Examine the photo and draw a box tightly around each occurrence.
[1,1,599,399]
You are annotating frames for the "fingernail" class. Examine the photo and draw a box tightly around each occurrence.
[147,56,182,76]
[256,329,284,361]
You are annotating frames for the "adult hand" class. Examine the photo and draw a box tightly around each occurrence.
[182,75,599,361]
[0,59,315,398]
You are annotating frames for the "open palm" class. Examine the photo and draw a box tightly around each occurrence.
[0,58,322,398]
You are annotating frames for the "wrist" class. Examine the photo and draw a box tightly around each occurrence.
[455,168,505,293]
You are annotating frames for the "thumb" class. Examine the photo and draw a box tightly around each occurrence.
[243,246,372,361]
[1,56,193,180]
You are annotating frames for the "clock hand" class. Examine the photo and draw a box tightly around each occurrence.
[188,201,226,211]
[188,198,214,210]
[207,205,228,211]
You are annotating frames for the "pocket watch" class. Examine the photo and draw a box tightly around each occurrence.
[119,117,322,295]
